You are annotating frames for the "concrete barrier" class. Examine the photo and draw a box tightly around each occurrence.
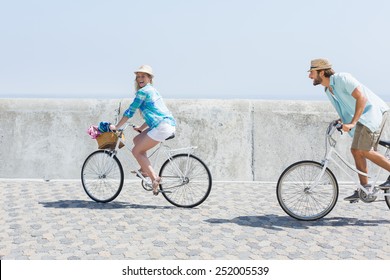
[1,98,389,182]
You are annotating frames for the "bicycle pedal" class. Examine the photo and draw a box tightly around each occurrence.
[349,199,359,204]
[159,190,171,194]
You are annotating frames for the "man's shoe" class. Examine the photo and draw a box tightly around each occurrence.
[379,178,390,190]
[344,190,359,201]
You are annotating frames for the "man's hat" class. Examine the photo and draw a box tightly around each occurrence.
[308,58,332,72]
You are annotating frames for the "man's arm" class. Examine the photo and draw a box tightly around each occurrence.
[342,86,367,132]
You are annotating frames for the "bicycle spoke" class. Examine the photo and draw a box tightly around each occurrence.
[159,154,212,208]
[277,161,338,221]
[81,150,124,203]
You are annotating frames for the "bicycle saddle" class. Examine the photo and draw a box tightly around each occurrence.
[379,140,390,148]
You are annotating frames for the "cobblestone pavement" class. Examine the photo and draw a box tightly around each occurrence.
[1,179,390,260]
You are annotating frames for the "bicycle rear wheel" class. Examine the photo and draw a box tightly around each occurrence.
[385,189,390,209]
[81,150,124,203]
[159,154,212,208]
[276,160,339,221]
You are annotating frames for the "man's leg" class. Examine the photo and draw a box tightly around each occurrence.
[351,148,390,190]
[348,112,390,194]
[345,123,369,201]
[351,117,390,189]
[351,148,369,185]
[361,150,390,172]
[362,149,390,189]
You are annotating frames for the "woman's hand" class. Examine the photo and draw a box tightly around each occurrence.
[109,124,117,131]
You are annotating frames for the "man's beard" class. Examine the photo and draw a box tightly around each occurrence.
[313,76,322,86]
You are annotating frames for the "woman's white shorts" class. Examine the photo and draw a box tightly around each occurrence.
[147,121,176,142]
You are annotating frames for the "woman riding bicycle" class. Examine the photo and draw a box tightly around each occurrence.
[110,65,176,195]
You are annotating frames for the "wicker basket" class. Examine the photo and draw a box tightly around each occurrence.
[96,132,124,149]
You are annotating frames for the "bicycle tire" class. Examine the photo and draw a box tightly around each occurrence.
[276,160,339,221]
[385,189,390,210]
[159,154,212,208]
[81,150,124,203]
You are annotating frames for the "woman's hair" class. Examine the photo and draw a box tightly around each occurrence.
[134,74,153,91]
[318,68,335,78]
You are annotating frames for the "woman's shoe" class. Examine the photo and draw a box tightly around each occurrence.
[152,177,161,196]
[131,169,149,178]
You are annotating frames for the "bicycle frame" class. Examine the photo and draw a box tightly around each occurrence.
[106,123,197,186]
[317,121,390,198]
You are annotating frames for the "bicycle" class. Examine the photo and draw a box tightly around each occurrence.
[276,120,390,221]
[81,122,212,208]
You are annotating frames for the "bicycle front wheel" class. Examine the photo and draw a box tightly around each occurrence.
[276,160,338,221]
[385,189,390,210]
[81,150,124,203]
[159,154,212,208]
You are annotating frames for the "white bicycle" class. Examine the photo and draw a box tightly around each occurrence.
[277,120,390,221]
[81,121,212,208]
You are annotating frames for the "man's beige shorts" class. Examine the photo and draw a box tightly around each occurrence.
[351,112,388,151]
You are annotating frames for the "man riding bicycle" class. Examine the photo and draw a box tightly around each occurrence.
[308,58,390,201]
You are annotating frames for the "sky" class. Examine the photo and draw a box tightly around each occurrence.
[1,0,390,101]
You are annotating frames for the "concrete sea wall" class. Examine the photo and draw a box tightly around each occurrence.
[1,98,389,182]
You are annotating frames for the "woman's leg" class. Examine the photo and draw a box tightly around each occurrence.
[132,132,160,183]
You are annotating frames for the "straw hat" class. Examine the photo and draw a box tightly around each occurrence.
[134,65,154,78]
[308,58,332,72]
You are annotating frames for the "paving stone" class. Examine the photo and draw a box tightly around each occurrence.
[1,180,390,260]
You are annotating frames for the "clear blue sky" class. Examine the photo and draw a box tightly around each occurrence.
[1,0,389,100]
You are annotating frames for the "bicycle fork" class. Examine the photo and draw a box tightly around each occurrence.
[309,159,332,190]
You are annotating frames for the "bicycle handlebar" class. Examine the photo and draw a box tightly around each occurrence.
[327,120,343,136]
[334,121,343,133]
[111,123,141,134]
